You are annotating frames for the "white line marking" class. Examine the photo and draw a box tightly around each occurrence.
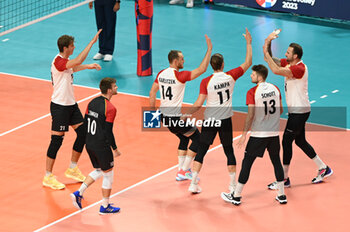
[310,100,316,104]
[2,38,9,42]
[332,90,339,93]
[320,95,328,99]
[33,133,247,232]
[0,92,100,137]
[0,25,3,28]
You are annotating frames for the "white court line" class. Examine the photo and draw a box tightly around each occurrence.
[33,133,246,232]
[332,90,339,93]
[310,100,316,104]
[320,95,328,99]
[0,92,100,137]
[2,38,9,42]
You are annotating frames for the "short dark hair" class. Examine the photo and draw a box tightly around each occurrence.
[99,77,116,94]
[289,43,303,59]
[210,53,224,71]
[252,64,268,80]
[168,50,181,63]
[57,35,74,52]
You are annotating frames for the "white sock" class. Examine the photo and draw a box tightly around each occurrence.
[277,181,285,196]
[234,182,244,198]
[69,162,77,169]
[78,183,88,196]
[178,156,186,171]
[181,155,193,171]
[45,171,52,177]
[102,197,109,208]
[229,172,236,188]
[312,155,327,170]
[191,172,199,185]
[283,165,290,179]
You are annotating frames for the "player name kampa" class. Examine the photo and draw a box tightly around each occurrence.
[261,91,276,99]
[88,110,99,118]
[214,82,230,90]
[162,117,222,128]
[159,78,176,84]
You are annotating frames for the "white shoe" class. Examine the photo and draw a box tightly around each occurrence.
[169,0,184,4]
[103,54,113,62]
[186,0,194,7]
[93,53,104,60]
[188,183,201,194]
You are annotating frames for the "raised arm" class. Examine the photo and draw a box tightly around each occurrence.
[240,28,253,73]
[189,35,213,80]
[264,30,281,66]
[67,29,102,70]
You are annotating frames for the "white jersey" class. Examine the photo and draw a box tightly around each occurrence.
[281,59,311,114]
[246,82,281,138]
[50,54,75,106]
[200,67,244,120]
[155,67,191,116]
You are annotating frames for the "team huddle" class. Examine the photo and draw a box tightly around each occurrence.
[43,28,333,214]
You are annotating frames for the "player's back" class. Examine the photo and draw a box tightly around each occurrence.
[250,82,281,138]
[85,96,116,148]
[156,67,191,116]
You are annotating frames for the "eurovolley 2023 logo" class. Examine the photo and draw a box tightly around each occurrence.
[256,0,277,8]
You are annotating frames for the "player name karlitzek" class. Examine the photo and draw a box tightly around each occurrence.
[159,78,176,84]
[162,118,222,128]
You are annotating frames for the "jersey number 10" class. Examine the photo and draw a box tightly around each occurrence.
[87,118,97,135]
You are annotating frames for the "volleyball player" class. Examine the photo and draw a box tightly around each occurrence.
[184,28,252,194]
[263,31,333,189]
[149,35,212,181]
[71,78,121,214]
[43,30,102,190]
[221,64,287,205]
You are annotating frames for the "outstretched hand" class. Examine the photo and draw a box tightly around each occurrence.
[205,34,213,51]
[88,63,101,71]
[91,29,102,44]
[266,28,281,42]
[243,28,252,44]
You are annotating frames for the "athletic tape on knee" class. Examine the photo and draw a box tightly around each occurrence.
[223,145,236,165]
[73,124,86,153]
[102,170,114,189]
[89,169,102,181]
[178,136,190,150]
[47,135,64,159]
[188,129,200,152]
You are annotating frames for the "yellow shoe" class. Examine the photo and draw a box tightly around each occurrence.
[43,174,65,190]
[65,167,86,182]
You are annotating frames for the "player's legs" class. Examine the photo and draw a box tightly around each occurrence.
[282,113,299,179]
[219,118,236,192]
[100,168,120,214]
[65,104,86,182]
[267,137,286,203]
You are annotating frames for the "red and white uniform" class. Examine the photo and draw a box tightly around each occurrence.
[246,82,281,137]
[51,54,75,106]
[281,59,310,113]
[155,67,191,116]
[200,67,244,120]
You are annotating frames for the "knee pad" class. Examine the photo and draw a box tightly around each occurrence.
[223,145,236,165]
[89,169,103,181]
[178,135,190,150]
[102,170,114,189]
[188,129,200,152]
[47,135,64,159]
[73,124,86,153]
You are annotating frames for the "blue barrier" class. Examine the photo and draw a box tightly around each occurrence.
[214,0,350,21]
